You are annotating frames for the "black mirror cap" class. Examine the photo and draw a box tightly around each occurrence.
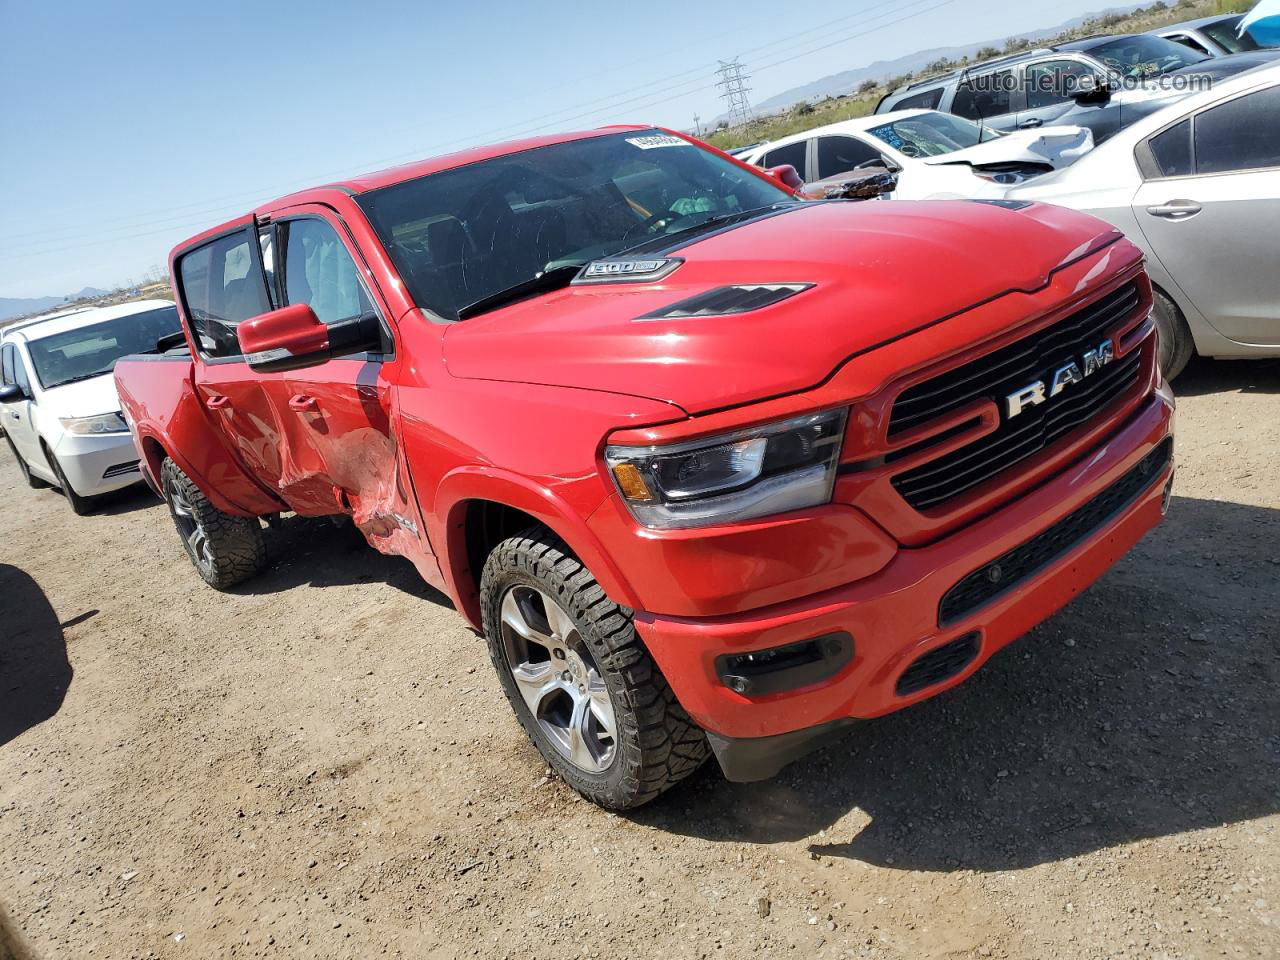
[1071,84,1113,105]
[0,383,27,404]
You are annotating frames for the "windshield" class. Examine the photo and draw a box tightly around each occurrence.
[355,130,794,320]
[26,306,181,390]
[1086,35,1210,77]
[866,114,1003,158]
[1203,16,1263,53]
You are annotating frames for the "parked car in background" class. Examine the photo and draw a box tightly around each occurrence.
[876,35,1280,143]
[0,299,182,513]
[0,306,92,345]
[115,125,1173,810]
[1151,14,1275,57]
[0,308,92,435]
[1006,63,1280,377]
[738,110,1091,199]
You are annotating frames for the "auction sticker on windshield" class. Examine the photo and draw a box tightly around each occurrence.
[626,135,689,149]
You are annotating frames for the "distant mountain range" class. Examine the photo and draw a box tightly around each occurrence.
[745,4,1144,117]
[0,287,110,324]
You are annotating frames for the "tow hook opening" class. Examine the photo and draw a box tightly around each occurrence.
[716,632,854,698]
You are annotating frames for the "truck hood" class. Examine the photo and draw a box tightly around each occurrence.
[920,125,1093,170]
[442,200,1122,415]
[38,372,123,419]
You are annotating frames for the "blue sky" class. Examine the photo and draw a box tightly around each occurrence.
[1,0,1109,298]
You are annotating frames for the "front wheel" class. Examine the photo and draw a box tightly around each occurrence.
[480,526,710,810]
[5,435,49,490]
[47,447,95,515]
[160,458,266,589]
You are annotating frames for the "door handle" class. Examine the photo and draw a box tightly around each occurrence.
[1146,200,1202,220]
[1018,118,1043,129]
[289,394,318,412]
[204,394,231,410]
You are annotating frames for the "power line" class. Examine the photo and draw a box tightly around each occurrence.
[715,59,754,126]
[5,0,955,265]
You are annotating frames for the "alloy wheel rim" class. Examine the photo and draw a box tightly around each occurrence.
[166,477,214,575]
[498,584,617,774]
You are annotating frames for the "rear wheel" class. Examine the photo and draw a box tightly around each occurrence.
[480,525,709,810]
[160,457,266,589]
[1152,287,1194,380]
[46,445,95,515]
[5,435,49,490]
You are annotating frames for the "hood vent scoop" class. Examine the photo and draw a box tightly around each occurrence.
[639,283,813,320]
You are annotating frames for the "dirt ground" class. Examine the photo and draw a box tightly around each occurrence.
[1,357,1277,960]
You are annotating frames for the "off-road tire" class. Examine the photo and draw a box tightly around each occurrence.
[1153,287,1194,380]
[5,435,49,489]
[47,445,95,515]
[480,525,710,810]
[160,457,266,590]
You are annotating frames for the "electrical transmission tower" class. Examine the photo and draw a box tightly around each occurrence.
[715,59,753,125]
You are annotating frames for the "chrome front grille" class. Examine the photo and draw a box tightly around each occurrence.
[888,282,1144,511]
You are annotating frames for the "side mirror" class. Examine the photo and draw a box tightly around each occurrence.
[765,163,805,192]
[237,304,382,373]
[879,154,903,174]
[155,331,188,353]
[0,383,28,404]
[1070,76,1114,105]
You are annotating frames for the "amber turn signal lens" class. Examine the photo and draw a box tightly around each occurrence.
[611,463,656,502]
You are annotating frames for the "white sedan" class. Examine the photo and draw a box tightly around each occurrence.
[1007,62,1280,377]
[0,299,182,513]
[738,109,1092,200]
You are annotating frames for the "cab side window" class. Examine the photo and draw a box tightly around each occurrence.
[281,219,375,328]
[178,229,271,359]
[815,136,882,179]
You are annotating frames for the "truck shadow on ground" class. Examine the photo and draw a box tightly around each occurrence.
[0,564,72,748]
[635,494,1280,872]
[233,514,453,607]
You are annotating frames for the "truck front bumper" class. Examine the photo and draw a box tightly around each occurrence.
[633,389,1174,782]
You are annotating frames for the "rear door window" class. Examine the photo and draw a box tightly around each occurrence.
[1147,119,1194,178]
[761,140,808,177]
[952,70,1014,120]
[815,136,883,178]
[1193,86,1280,175]
[893,88,943,111]
[177,229,271,359]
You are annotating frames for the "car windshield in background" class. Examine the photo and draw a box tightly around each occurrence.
[26,306,181,389]
[355,130,794,320]
[1203,16,1263,53]
[867,114,1003,158]
[1087,35,1209,77]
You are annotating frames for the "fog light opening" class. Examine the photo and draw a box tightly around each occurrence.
[716,632,854,698]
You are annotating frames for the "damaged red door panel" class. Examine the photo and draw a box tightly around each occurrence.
[265,208,437,582]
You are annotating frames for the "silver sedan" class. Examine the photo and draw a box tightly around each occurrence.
[1007,63,1280,377]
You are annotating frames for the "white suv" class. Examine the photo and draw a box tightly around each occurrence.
[0,300,181,513]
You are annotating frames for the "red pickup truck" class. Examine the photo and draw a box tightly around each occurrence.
[115,126,1174,809]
